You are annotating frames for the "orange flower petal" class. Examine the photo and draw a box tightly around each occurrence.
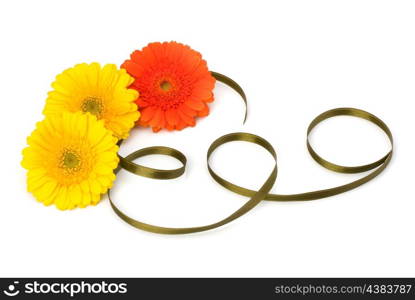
[185,99,205,111]
[165,123,175,131]
[141,106,158,123]
[158,110,167,129]
[149,108,162,127]
[165,109,179,126]
[176,118,187,130]
[197,103,210,117]
[121,61,143,79]
[178,110,196,126]
[137,99,149,108]
[204,94,215,103]
[179,104,197,117]
[148,42,165,61]
[165,42,185,63]
[138,48,157,67]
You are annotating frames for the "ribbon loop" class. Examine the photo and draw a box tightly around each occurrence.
[118,145,187,180]
[306,107,392,174]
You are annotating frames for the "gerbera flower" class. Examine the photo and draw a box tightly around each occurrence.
[122,41,216,132]
[21,112,119,210]
[43,63,140,139]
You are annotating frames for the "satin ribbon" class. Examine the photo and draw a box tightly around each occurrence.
[108,72,393,234]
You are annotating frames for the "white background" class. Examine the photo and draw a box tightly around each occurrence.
[0,0,414,277]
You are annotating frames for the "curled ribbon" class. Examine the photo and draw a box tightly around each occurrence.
[108,72,393,234]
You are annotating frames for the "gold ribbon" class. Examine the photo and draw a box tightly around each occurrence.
[210,71,248,123]
[108,73,393,234]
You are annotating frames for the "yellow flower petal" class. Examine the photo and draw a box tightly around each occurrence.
[55,186,68,210]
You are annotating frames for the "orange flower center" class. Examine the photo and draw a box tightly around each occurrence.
[81,97,104,117]
[160,80,172,92]
[142,75,192,110]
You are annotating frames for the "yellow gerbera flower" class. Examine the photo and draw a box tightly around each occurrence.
[21,112,119,210]
[43,63,140,139]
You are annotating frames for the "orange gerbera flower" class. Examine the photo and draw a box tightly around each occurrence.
[122,41,216,132]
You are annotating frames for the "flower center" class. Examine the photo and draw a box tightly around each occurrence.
[81,97,103,117]
[160,80,172,92]
[60,149,81,172]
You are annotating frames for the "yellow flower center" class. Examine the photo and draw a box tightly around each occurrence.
[160,80,172,92]
[81,97,103,117]
[52,146,93,185]
[60,149,81,173]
